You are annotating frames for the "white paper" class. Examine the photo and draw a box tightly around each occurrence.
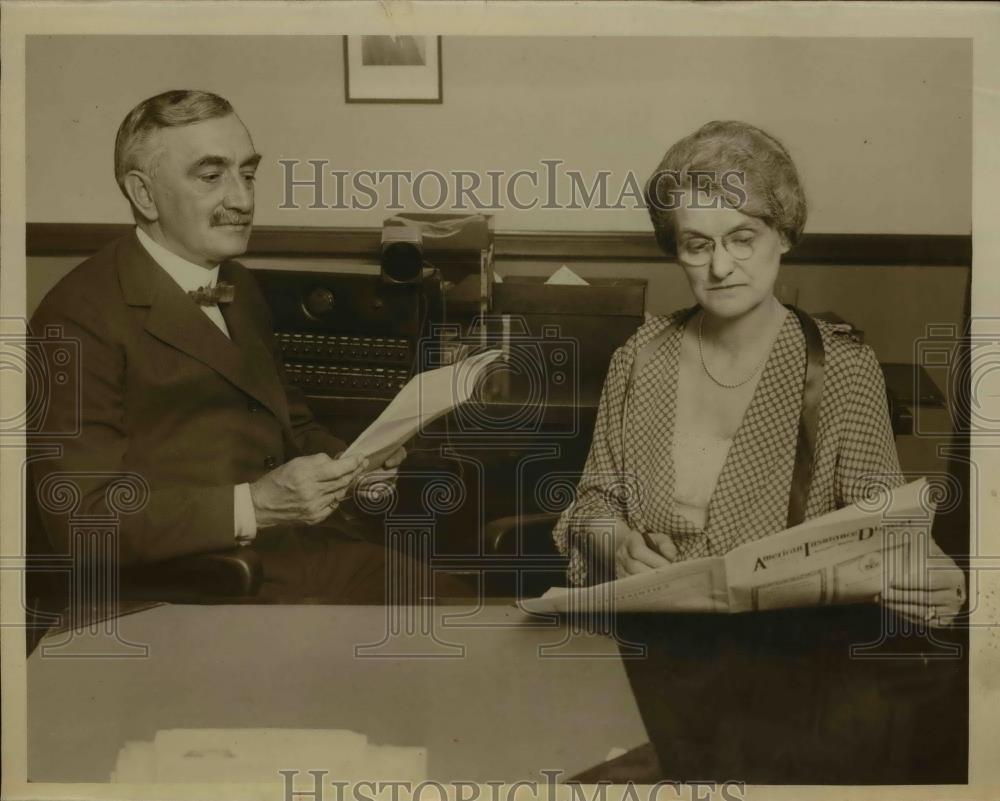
[342,349,503,464]
[111,728,426,783]
[544,265,589,285]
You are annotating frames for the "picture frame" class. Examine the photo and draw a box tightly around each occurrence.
[343,35,443,104]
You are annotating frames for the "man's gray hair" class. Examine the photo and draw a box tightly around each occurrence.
[113,90,234,195]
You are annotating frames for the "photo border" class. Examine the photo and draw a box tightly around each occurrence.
[2,3,998,801]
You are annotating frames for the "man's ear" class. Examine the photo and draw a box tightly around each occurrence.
[779,233,791,256]
[122,171,158,223]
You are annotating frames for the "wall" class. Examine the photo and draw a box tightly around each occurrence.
[25,34,971,391]
[27,35,971,233]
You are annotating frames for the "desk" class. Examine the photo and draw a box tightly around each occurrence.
[28,604,647,783]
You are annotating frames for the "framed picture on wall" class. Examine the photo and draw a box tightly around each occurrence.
[343,35,443,103]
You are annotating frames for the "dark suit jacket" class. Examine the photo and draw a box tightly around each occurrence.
[29,231,345,565]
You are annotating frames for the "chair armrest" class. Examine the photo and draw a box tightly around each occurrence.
[124,548,263,600]
[26,549,263,656]
[486,511,562,555]
[484,512,570,597]
[885,385,912,436]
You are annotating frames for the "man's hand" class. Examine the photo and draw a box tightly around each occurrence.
[354,446,406,505]
[879,538,966,628]
[250,453,368,528]
[381,446,407,471]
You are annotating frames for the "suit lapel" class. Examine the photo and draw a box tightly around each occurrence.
[218,263,290,428]
[117,232,288,421]
[704,312,805,553]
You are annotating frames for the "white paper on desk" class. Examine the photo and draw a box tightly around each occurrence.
[522,556,729,614]
[545,265,589,285]
[523,478,934,615]
[111,728,427,783]
[342,349,503,463]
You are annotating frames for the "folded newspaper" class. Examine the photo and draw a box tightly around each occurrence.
[342,348,503,466]
[522,478,937,614]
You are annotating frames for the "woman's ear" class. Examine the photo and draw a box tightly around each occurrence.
[122,171,159,223]
[778,232,791,255]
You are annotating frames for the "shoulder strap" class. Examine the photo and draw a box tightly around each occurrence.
[786,305,825,527]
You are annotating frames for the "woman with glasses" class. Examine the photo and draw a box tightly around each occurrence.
[549,120,966,782]
[553,119,963,619]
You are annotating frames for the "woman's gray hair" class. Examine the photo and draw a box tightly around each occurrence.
[643,121,807,257]
[113,90,234,195]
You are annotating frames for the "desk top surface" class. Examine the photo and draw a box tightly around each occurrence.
[28,603,647,784]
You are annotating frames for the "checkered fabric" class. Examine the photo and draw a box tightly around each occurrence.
[552,307,904,585]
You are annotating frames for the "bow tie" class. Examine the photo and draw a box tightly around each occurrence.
[188,282,235,306]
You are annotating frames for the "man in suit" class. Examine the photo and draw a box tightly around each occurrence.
[29,89,406,603]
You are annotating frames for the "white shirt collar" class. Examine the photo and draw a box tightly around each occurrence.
[135,227,220,294]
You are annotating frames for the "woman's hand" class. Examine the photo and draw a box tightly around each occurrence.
[613,519,678,578]
[879,538,966,628]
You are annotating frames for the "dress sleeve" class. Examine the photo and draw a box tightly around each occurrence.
[551,344,633,585]
[835,343,905,504]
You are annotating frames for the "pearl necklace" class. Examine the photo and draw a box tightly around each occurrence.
[697,311,774,389]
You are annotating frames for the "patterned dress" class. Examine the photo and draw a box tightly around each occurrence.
[552,307,904,585]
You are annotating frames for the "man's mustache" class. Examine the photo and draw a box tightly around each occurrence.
[212,212,253,226]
